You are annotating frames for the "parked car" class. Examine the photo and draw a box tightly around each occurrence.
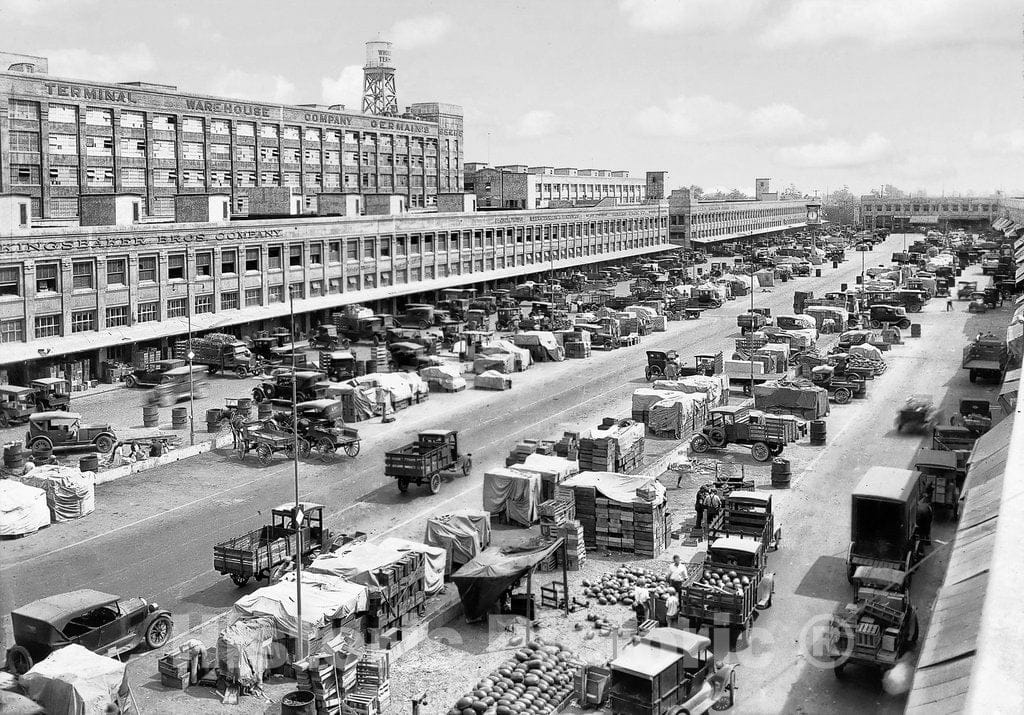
[25,412,117,453]
[0,384,37,427]
[5,589,173,675]
[31,377,72,411]
[124,359,186,388]
[147,365,211,407]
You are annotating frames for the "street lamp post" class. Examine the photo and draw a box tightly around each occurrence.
[185,255,195,446]
[289,285,304,661]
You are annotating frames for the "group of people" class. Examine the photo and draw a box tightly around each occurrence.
[632,554,692,626]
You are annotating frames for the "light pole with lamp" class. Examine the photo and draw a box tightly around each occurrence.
[185,253,196,445]
[288,283,305,661]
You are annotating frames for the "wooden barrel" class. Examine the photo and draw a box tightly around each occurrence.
[142,404,159,428]
[366,359,378,374]
[171,407,189,430]
[815,268,822,278]
[236,398,253,419]
[3,443,25,470]
[79,454,99,472]
[281,690,316,715]
[809,419,827,445]
[31,443,52,463]
[257,402,272,420]
[771,458,791,487]
[910,323,922,338]
[206,408,222,432]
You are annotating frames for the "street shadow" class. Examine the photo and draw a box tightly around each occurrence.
[180,579,253,610]
[793,555,850,602]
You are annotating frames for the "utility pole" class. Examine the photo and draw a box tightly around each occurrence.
[289,285,304,661]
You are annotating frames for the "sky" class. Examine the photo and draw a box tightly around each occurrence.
[3,0,1022,197]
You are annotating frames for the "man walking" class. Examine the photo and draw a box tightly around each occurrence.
[946,298,953,311]
[704,488,723,537]
[666,554,689,602]
[693,485,709,531]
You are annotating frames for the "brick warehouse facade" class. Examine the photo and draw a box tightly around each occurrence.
[0,199,671,381]
[0,66,463,219]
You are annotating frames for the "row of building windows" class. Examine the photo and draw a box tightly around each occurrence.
[862,202,992,213]
[0,223,661,297]
[688,206,805,225]
[10,100,447,152]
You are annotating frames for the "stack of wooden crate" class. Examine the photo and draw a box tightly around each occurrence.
[559,520,587,570]
[295,654,342,714]
[364,551,427,644]
[559,484,597,546]
[371,345,390,373]
[539,498,576,537]
[577,419,645,473]
[580,494,666,558]
[355,651,391,711]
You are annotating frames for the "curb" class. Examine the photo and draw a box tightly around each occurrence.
[95,431,235,485]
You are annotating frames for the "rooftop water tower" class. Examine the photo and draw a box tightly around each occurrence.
[362,40,397,116]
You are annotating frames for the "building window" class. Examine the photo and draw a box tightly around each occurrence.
[268,285,284,303]
[168,254,186,280]
[137,302,158,323]
[85,108,111,126]
[34,314,62,339]
[47,104,75,123]
[220,250,237,275]
[152,114,175,131]
[0,318,25,343]
[120,110,144,129]
[290,284,304,299]
[289,245,303,267]
[35,262,59,293]
[105,258,127,286]
[105,305,129,327]
[308,243,323,265]
[363,239,376,259]
[245,248,261,272]
[328,277,342,294]
[85,135,113,156]
[121,167,145,187]
[196,252,212,277]
[347,240,359,260]
[182,116,203,133]
[309,280,324,297]
[86,167,114,187]
[10,131,40,152]
[0,266,21,296]
[268,246,282,270]
[71,310,95,333]
[220,291,239,310]
[244,288,262,306]
[346,275,360,291]
[166,298,187,318]
[11,165,40,185]
[328,241,341,262]
[194,294,212,314]
[138,256,157,282]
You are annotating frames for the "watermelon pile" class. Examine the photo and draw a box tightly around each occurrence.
[579,566,675,607]
[447,638,579,715]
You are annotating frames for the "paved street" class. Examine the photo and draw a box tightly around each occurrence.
[0,234,1007,713]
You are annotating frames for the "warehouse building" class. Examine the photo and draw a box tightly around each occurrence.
[463,163,653,209]
[0,192,671,384]
[0,50,463,219]
[667,178,821,247]
[859,195,998,231]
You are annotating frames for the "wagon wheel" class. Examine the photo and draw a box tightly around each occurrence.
[750,442,771,462]
[296,438,311,459]
[230,573,251,587]
[344,440,361,458]
[428,473,442,494]
[397,478,410,493]
[315,436,337,462]
[833,387,852,404]
[236,441,248,461]
[256,444,273,466]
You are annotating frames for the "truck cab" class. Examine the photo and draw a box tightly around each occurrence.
[847,467,920,582]
[30,378,71,411]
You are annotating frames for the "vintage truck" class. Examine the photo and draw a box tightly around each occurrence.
[708,490,782,554]
[847,467,920,583]
[690,405,802,462]
[962,333,1007,383]
[213,503,331,587]
[175,335,261,378]
[681,537,775,643]
[385,429,471,495]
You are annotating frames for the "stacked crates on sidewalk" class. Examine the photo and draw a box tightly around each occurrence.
[364,551,427,645]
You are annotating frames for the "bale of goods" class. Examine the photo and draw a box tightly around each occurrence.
[475,370,512,391]
[446,638,580,715]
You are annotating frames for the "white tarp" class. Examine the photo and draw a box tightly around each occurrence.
[420,364,467,391]
[21,464,95,522]
[475,370,512,390]
[20,644,126,715]
[632,388,680,414]
[474,353,516,374]
[353,371,427,401]
[652,374,729,406]
[485,340,532,370]
[625,305,658,320]
[850,343,884,361]
[520,453,580,483]
[514,331,565,361]
[377,537,447,595]
[0,480,50,537]
[307,541,417,589]
[231,579,367,637]
[584,419,645,453]
[649,393,706,436]
[560,471,666,506]
[482,468,543,526]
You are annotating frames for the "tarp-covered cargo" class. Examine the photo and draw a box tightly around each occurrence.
[474,353,515,374]
[482,468,543,526]
[648,392,708,438]
[481,340,532,371]
[217,616,277,688]
[475,370,512,390]
[21,464,95,522]
[377,537,447,595]
[559,471,667,507]
[424,511,492,574]
[20,644,127,715]
[0,479,50,537]
[452,537,564,622]
[420,364,467,391]
[652,374,730,406]
[513,331,565,362]
[752,379,830,419]
[231,578,366,637]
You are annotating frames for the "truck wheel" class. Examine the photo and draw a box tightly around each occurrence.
[235,367,249,379]
[316,437,336,462]
[94,435,115,454]
[124,374,138,388]
[969,370,977,383]
[833,387,852,404]
[144,615,173,649]
[751,442,771,462]
[30,437,52,452]
[397,478,410,493]
[230,573,250,587]
[429,473,442,494]
[5,646,33,676]
[690,435,711,453]
[0,413,8,428]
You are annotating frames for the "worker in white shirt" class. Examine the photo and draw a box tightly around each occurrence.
[665,554,689,601]
[664,591,680,627]
[632,583,651,625]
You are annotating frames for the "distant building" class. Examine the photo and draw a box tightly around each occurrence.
[859,196,997,230]
[464,164,654,209]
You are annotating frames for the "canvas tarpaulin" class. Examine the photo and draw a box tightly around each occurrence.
[648,392,708,437]
[425,511,492,574]
[217,616,277,688]
[849,343,884,361]
[420,364,467,391]
[560,471,666,506]
[474,353,516,374]
[306,541,419,590]
[20,644,126,715]
[753,380,829,418]
[231,578,367,636]
[322,382,379,420]
[514,331,565,361]
[0,480,50,537]
[21,464,95,522]
[632,388,680,415]
[652,374,729,406]
[377,537,447,595]
[452,537,564,621]
[482,468,543,526]
[584,419,645,454]
[484,340,532,370]
[802,306,847,331]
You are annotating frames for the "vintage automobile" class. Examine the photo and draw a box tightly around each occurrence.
[123,358,187,388]
[644,350,681,381]
[830,566,918,679]
[31,377,72,411]
[896,394,938,433]
[252,370,328,404]
[388,341,436,371]
[0,384,37,427]
[690,405,801,462]
[5,589,173,675]
[956,280,978,300]
[308,324,350,351]
[293,399,361,461]
[25,412,117,453]
[847,467,921,582]
[867,304,911,330]
[147,365,211,407]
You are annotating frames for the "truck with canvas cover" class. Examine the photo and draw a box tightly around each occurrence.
[962,333,1007,383]
[681,537,775,642]
[213,503,330,586]
[707,490,781,554]
[846,468,920,582]
[689,405,801,462]
[175,334,261,377]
